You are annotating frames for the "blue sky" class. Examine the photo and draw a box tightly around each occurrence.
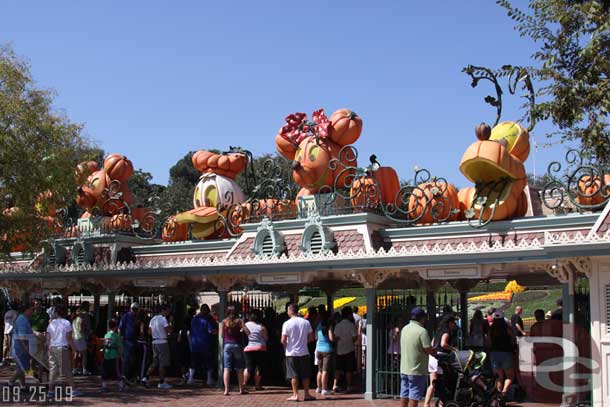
[1,1,572,187]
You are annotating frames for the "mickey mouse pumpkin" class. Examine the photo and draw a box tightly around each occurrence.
[275,108,363,200]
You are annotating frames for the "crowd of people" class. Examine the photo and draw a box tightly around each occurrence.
[0,295,566,404]
[0,298,367,402]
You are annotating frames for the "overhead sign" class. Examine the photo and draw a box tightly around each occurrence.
[134,278,170,288]
[257,272,302,285]
[43,280,68,289]
[421,267,481,280]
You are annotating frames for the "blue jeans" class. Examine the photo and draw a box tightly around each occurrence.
[122,340,136,379]
[223,343,245,371]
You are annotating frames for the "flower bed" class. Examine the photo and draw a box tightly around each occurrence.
[468,292,513,302]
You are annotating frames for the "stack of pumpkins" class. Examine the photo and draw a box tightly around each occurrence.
[71,153,149,235]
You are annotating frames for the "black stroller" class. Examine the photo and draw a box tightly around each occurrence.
[435,350,504,407]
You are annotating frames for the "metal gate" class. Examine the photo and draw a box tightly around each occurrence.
[374,287,461,398]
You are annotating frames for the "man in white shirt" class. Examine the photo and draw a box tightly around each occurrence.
[2,304,18,366]
[333,306,358,392]
[281,303,314,402]
[143,305,172,389]
[46,305,82,398]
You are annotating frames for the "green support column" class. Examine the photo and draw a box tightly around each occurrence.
[93,294,100,333]
[107,292,116,322]
[364,287,376,400]
[426,290,437,332]
[217,290,227,388]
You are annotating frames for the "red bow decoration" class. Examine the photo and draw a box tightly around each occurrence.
[279,109,330,145]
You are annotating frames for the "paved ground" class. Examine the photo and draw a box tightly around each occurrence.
[0,365,564,406]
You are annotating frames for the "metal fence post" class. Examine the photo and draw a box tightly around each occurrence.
[364,287,376,400]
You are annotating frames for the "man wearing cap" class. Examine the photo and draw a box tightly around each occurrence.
[119,302,139,385]
[400,307,434,407]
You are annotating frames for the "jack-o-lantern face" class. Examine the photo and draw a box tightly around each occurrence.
[193,173,245,209]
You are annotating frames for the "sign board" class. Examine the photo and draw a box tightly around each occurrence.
[421,267,481,280]
[43,280,68,289]
[257,272,302,285]
[134,278,170,288]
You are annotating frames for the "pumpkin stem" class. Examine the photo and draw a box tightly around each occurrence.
[348,111,358,120]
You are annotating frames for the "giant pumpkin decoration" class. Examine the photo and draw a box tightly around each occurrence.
[103,154,134,182]
[576,174,610,206]
[459,121,530,221]
[275,108,362,201]
[350,167,400,208]
[172,150,248,240]
[162,215,189,242]
[75,154,137,215]
[409,181,460,224]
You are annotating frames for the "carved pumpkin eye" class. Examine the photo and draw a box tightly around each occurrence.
[309,145,320,162]
[294,148,303,162]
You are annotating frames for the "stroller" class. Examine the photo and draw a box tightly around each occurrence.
[434,350,504,407]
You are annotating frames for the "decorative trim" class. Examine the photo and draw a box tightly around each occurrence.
[253,218,286,257]
[300,215,336,254]
[568,257,592,278]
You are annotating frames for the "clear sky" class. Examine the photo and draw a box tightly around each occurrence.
[1,1,573,187]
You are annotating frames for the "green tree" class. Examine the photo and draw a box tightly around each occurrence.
[0,45,92,256]
[128,169,165,208]
[497,0,610,160]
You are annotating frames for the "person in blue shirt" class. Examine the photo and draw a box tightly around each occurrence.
[118,302,139,385]
[315,309,335,396]
[9,303,34,387]
[188,304,217,386]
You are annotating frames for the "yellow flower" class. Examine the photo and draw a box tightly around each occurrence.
[504,280,526,293]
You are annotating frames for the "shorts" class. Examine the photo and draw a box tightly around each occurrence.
[244,350,267,376]
[335,351,356,372]
[428,355,443,374]
[49,347,73,382]
[286,355,310,380]
[490,351,514,370]
[102,358,121,380]
[400,374,427,400]
[316,351,333,372]
[223,343,245,370]
[151,342,171,369]
[73,338,88,352]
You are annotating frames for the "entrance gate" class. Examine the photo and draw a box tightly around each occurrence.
[374,287,461,398]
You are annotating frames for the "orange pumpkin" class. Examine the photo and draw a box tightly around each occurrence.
[103,154,134,182]
[110,213,132,231]
[162,215,189,242]
[76,161,99,180]
[132,207,154,231]
[192,151,247,180]
[576,174,610,206]
[350,167,401,208]
[329,108,363,146]
[77,169,110,210]
[458,185,525,222]
[409,181,460,224]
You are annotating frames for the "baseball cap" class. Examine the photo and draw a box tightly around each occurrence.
[411,307,427,319]
[130,302,140,309]
[493,310,504,319]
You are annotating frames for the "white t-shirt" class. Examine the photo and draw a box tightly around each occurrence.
[281,316,312,357]
[46,318,72,348]
[353,313,362,330]
[3,310,18,334]
[149,315,169,344]
[334,319,357,355]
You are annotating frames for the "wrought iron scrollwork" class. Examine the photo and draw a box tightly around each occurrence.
[463,64,536,131]
[541,148,610,212]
